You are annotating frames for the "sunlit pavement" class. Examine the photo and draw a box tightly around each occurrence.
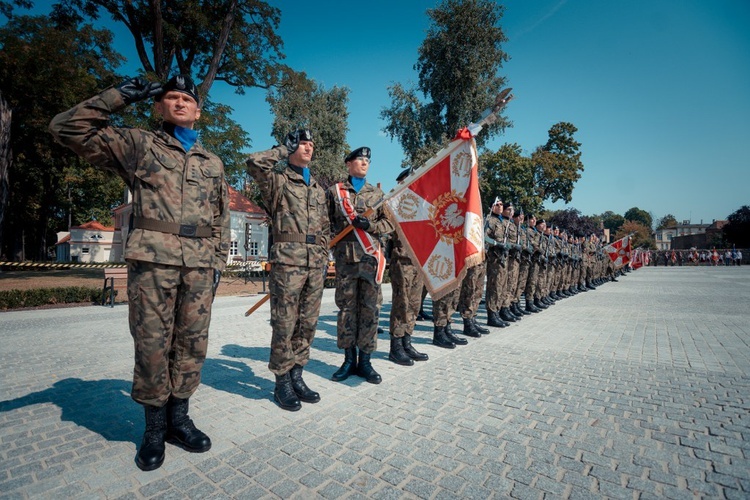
[1,266,749,498]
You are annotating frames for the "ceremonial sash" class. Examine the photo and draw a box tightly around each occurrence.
[335,183,386,284]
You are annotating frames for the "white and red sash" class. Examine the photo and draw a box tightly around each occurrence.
[335,182,386,284]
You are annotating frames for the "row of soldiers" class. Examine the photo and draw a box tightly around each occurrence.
[386,176,621,359]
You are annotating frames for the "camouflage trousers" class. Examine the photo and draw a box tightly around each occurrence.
[335,257,382,353]
[127,260,214,406]
[525,260,539,300]
[515,258,531,302]
[389,256,423,338]
[458,261,486,319]
[485,251,508,313]
[269,263,324,375]
[433,287,459,327]
[504,256,521,307]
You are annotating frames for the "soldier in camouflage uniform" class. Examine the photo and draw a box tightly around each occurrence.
[501,201,523,322]
[532,219,551,310]
[246,129,329,412]
[484,198,512,328]
[523,214,542,313]
[510,209,531,317]
[50,75,230,471]
[328,147,394,384]
[457,256,489,338]
[388,168,429,365]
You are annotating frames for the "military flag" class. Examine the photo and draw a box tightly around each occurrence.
[384,128,484,300]
[605,234,632,268]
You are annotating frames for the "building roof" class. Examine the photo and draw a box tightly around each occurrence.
[71,220,115,232]
[228,185,265,214]
[55,234,71,245]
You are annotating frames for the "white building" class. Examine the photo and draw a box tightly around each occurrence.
[653,221,709,250]
[55,221,115,263]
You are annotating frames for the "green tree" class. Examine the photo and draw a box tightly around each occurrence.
[381,0,510,169]
[624,206,653,229]
[0,15,122,259]
[723,205,750,247]
[479,143,539,214]
[655,213,678,230]
[54,0,288,181]
[530,122,584,204]
[264,69,349,192]
[615,220,655,249]
[600,210,625,235]
[547,208,600,237]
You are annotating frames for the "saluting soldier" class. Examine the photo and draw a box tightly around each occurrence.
[328,147,394,384]
[246,129,329,412]
[50,75,230,471]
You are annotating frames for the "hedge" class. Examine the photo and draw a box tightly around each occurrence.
[0,286,102,310]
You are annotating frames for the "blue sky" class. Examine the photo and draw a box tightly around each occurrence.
[24,0,750,225]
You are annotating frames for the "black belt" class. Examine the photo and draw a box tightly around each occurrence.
[132,216,212,238]
[273,233,325,245]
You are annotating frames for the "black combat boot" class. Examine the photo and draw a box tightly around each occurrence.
[487,310,508,328]
[461,317,482,338]
[289,364,320,403]
[165,396,211,453]
[586,281,596,290]
[444,322,468,344]
[402,334,428,361]
[432,325,455,349]
[499,307,517,323]
[331,347,358,382]
[533,298,548,310]
[388,335,414,366]
[514,302,530,316]
[136,404,167,471]
[417,308,434,321]
[568,286,578,295]
[472,317,490,334]
[274,372,301,411]
[578,283,588,292]
[525,301,541,313]
[356,350,382,384]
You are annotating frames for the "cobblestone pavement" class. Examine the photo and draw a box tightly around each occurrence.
[1,266,749,499]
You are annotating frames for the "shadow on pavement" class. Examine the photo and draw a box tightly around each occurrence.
[0,378,140,444]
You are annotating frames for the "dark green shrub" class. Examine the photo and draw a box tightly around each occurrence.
[0,286,102,310]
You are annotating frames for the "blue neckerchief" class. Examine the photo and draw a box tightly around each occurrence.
[349,175,366,193]
[289,164,310,185]
[173,125,198,151]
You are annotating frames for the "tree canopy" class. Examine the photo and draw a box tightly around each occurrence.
[381,0,510,169]
[655,213,678,230]
[546,208,601,237]
[530,122,584,205]
[722,205,750,248]
[264,69,349,192]
[624,206,653,230]
[616,220,655,249]
[599,210,625,235]
[0,15,122,259]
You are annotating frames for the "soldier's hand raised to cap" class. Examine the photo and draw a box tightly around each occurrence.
[116,77,163,105]
[284,130,300,155]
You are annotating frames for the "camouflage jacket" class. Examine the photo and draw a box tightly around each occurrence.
[327,179,394,264]
[49,88,230,270]
[245,145,330,268]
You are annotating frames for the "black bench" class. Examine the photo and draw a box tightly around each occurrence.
[102,267,128,307]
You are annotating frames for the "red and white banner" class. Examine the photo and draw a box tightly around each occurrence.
[631,248,644,269]
[384,128,484,300]
[334,183,387,284]
[605,235,632,268]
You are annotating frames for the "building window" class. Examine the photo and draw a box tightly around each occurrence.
[230,240,239,256]
[667,234,672,240]
[249,241,259,257]
[82,247,90,254]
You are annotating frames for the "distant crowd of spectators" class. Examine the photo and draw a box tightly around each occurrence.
[651,248,744,267]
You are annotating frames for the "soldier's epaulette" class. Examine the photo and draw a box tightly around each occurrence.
[272,160,288,174]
